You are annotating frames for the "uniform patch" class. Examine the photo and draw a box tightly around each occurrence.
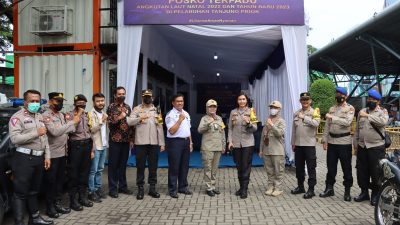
[23,120,33,124]
[65,114,71,120]
[11,118,19,126]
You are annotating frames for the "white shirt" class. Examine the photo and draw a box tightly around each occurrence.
[166,108,191,138]
[94,110,107,147]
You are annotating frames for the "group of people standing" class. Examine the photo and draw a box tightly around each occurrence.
[8,85,388,225]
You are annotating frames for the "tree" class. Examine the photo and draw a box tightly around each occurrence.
[0,0,13,51]
[309,79,336,117]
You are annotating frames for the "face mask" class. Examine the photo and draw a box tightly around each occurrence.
[27,102,41,113]
[270,109,279,116]
[143,97,152,105]
[76,105,86,110]
[367,101,377,110]
[54,102,63,112]
[117,96,125,102]
[336,96,345,104]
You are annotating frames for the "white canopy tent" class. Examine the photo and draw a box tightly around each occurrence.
[116,1,308,159]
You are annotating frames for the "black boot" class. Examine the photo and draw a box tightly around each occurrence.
[344,187,351,202]
[354,189,370,202]
[240,188,248,199]
[69,192,83,211]
[13,198,26,225]
[45,203,59,219]
[88,192,102,203]
[78,190,93,207]
[137,186,144,200]
[371,189,379,206]
[54,199,71,214]
[28,212,53,225]
[148,185,160,198]
[291,185,306,195]
[235,181,243,196]
[319,185,334,198]
[303,187,315,199]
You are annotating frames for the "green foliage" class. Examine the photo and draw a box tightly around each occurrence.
[0,0,13,51]
[309,79,336,117]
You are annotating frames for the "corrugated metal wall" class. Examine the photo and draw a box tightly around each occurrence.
[18,0,93,45]
[19,54,94,108]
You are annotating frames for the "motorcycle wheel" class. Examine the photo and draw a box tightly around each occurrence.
[375,180,400,225]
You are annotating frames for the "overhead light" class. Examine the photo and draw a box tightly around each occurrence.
[213,53,218,60]
[216,73,220,76]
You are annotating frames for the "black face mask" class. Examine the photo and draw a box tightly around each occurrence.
[116,96,125,102]
[76,105,86,110]
[367,101,377,110]
[143,97,152,105]
[336,96,345,104]
[53,102,63,112]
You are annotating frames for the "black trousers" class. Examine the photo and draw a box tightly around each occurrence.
[108,141,130,193]
[294,146,317,188]
[167,138,190,193]
[135,145,159,186]
[325,144,353,187]
[44,156,66,204]
[11,152,44,214]
[67,139,92,194]
[232,146,254,189]
[356,145,385,191]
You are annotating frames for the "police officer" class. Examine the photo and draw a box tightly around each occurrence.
[320,87,355,201]
[290,92,320,199]
[259,101,286,197]
[9,89,53,225]
[42,92,78,218]
[228,92,257,199]
[354,89,388,206]
[126,89,165,200]
[165,93,193,198]
[66,94,94,211]
[197,99,226,197]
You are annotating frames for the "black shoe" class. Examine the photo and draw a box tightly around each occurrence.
[79,192,94,207]
[119,188,134,195]
[213,189,221,195]
[291,186,306,195]
[319,186,334,198]
[371,191,379,206]
[178,190,193,195]
[344,187,351,202]
[137,186,144,200]
[169,192,178,198]
[235,189,242,196]
[28,213,54,225]
[148,186,160,198]
[354,190,370,202]
[96,188,107,199]
[88,192,102,203]
[69,194,83,211]
[109,191,119,198]
[206,190,215,197]
[54,202,70,214]
[46,204,59,219]
[240,190,248,199]
[303,188,315,199]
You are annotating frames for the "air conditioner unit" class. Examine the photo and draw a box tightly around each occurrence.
[30,5,73,36]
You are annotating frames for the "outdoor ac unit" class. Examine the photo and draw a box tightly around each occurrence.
[30,5,73,36]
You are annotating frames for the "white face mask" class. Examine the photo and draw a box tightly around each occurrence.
[270,109,279,116]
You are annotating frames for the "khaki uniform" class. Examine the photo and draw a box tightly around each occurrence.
[322,104,355,145]
[260,116,286,190]
[9,108,50,159]
[42,109,76,158]
[127,104,165,146]
[66,111,91,141]
[291,107,320,146]
[227,108,257,148]
[354,107,389,149]
[198,114,226,191]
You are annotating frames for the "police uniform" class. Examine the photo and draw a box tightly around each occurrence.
[260,101,286,197]
[9,100,53,224]
[290,92,320,199]
[65,94,93,211]
[197,99,226,197]
[42,92,75,218]
[127,90,165,199]
[228,107,257,199]
[321,87,355,200]
[354,89,388,205]
[165,105,191,197]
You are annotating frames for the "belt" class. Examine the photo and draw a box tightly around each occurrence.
[16,147,44,156]
[69,138,92,143]
[168,137,189,140]
[329,132,350,138]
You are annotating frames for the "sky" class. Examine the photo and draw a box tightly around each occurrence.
[305,0,384,49]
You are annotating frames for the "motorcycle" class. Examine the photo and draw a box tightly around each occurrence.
[375,151,400,225]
